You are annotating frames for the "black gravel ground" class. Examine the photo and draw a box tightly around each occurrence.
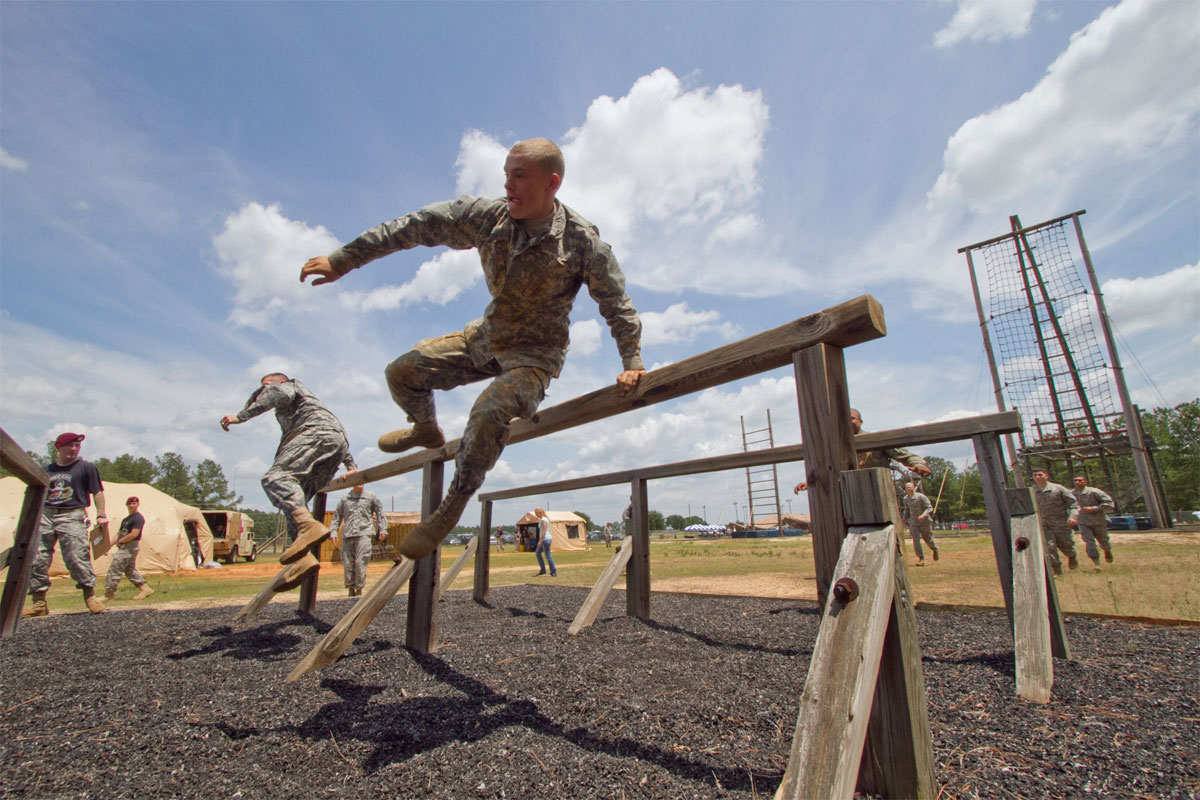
[2,585,1197,799]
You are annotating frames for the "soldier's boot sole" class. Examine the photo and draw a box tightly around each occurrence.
[276,552,320,592]
[378,423,445,454]
[280,508,331,565]
[399,492,471,560]
[1104,549,1114,563]
[134,585,155,600]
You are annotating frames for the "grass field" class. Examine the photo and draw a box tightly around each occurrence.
[25,528,1200,622]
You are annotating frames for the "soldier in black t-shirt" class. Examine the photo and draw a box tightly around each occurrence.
[105,497,154,601]
[24,432,107,617]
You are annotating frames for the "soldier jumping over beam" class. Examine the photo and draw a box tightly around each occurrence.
[299,138,645,560]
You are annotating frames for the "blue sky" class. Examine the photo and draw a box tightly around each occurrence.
[2,0,1197,528]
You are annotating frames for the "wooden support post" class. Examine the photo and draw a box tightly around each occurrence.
[436,536,478,603]
[1009,493,1053,703]
[973,433,1016,627]
[0,484,47,637]
[793,344,856,609]
[1006,489,1070,661]
[569,539,635,635]
[407,461,443,654]
[233,557,319,621]
[473,500,492,604]
[298,492,327,614]
[625,477,650,621]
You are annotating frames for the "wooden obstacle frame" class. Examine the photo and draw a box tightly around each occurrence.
[0,428,51,638]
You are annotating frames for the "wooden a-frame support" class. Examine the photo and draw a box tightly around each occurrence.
[0,428,50,638]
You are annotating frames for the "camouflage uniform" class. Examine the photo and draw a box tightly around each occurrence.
[328,196,643,498]
[1073,485,1115,562]
[29,509,96,593]
[330,489,385,590]
[236,379,357,540]
[1034,481,1080,572]
[857,442,927,473]
[106,512,147,594]
[902,490,939,560]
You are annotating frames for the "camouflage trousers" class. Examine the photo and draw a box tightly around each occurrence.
[1041,523,1077,570]
[385,327,548,497]
[338,536,372,590]
[262,428,352,541]
[906,517,938,559]
[29,508,96,593]
[106,545,145,592]
[1077,519,1112,562]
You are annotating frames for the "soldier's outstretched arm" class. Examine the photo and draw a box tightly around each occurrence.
[300,255,341,286]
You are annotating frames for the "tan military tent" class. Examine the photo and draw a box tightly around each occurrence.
[515,510,589,551]
[0,478,214,576]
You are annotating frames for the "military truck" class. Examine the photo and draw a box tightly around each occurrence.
[202,510,257,564]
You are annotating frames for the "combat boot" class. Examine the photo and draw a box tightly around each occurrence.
[378,422,445,454]
[400,491,471,560]
[104,587,117,600]
[280,508,331,565]
[83,588,105,614]
[1068,553,1079,570]
[134,584,155,600]
[22,591,48,618]
[1104,548,1114,563]
[276,552,320,591]
[1051,562,1063,577]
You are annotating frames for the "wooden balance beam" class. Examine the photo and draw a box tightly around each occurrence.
[0,428,51,637]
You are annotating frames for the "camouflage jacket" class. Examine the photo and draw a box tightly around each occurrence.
[1035,481,1080,527]
[236,379,356,468]
[1072,486,1114,524]
[856,436,927,473]
[330,490,385,538]
[903,491,933,523]
[328,196,643,378]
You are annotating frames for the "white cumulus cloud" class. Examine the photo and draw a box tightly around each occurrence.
[1103,263,1200,336]
[0,147,28,172]
[338,249,482,312]
[934,0,1037,48]
[639,302,743,346]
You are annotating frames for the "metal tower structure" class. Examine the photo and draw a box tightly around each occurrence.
[741,410,784,529]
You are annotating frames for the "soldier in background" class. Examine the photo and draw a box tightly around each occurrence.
[328,481,386,597]
[1072,475,1115,567]
[220,373,357,572]
[299,138,645,562]
[1032,467,1080,576]
[794,408,932,494]
[104,496,154,601]
[902,482,940,566]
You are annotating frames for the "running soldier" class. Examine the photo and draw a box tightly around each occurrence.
[902,482,940,565]
[1032,468,1080,576]
[104,496,154,600]
[299,138,645,561]
[329,482,386,596]
[220,373,357,570]
[1072,475,1115,567]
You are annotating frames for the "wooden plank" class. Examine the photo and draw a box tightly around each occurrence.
[794,344,856,609]
[777,525,897,800]
[569,538,635,635]
[973,433,1015,627]
[435,535,478,603]
[0,484,47,637]
[324,296,887,493]
[1011,513,1053,703]
[234,561,307,621]
[1006,487,1036,517]
[626,478,651,621]
[406,461,443,654]
[840,469,901,527]
[298,492,327,614]
[473,501,493,604]
[1042,557,1072,661]
[286,558,417,682]
[0,428,50,488]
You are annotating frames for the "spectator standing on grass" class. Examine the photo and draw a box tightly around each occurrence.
[329,480,386,597]
[1032,468,1080,576]
[1072,475,1115,567]
[902,482,940,566]
[533,507,556,577]
[794,408,932,493]
[24,432,107,617]
[104,497,154,601]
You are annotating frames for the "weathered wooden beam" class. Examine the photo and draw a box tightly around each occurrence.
[626,478,650,621]
[974,433,1016,627]
[286,558,417,682]
[1011,512,1053,703]
[435,535,478,603]
[569,536,635,635]
[0,483,47,637]
[234,560,309,621]
[777,524,897,800]
[473,501,493,604]
[1007,487,1070,661]
[406,461,443,654]
[0,428,50,488]
[298,492,327,614]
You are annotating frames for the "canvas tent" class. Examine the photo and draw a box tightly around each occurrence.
[0,478,214,576]
[515,510,589,551]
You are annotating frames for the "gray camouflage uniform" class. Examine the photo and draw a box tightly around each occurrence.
[330,489,385,590]
[1034,481,1080,571]
[328,196,643,498]
[857,442,927,473]
[30,510,95,593]
[902,490,939,560]
[1073,485,1115,562]
[236,379,356,540]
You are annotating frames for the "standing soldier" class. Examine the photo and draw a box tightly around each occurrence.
[24,432,107,617]
[902,482,940,566]
[329,481,386,597]
[104,496,155,600]
[1031,468,1080,576]
[220,373,357,576]
[1072,475,1115,567]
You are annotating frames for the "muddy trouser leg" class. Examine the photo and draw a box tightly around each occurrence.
[1041,525,1062,571]
[352,537,371,589]
[385,329,498,426]
[907,520,924,559]
[1079,520,1110,560]
[338,539,354,587]
[1052,526,1077,560]
[263,430,352,541]
[919,520,938,554]
[449,367,548,498]
[28,514,63,594]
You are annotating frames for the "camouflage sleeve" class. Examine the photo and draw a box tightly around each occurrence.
[329,498,345,536]
[236,382,295,423]
[1061,486,1081,518]
[327,196,495,275]
[885,445,927,472]
[1095,489,1115,514]
[584,240,644,371]
[342,451,357,471]
[918,494,933,516]
[371,495,385,534]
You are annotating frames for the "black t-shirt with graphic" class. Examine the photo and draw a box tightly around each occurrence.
[44,459,104,510]
[119,512,145,543]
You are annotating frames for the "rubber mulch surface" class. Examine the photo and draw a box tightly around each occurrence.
[1,584,1197,799]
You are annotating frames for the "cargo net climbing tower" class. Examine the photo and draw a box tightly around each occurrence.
[960,211,1171,526]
